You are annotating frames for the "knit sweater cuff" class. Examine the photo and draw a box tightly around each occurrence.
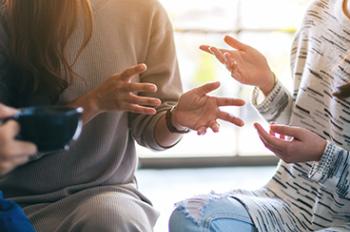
[252,80,289,122]
[308,141,337,183]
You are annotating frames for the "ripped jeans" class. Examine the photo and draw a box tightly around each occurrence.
[169,194,257,232]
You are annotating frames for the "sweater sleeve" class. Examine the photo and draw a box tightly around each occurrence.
[251,80,294,125]
[129,0,183,151]
[251,28,307,125]
[308,142,350,198]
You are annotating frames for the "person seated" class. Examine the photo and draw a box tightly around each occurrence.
[169,0,350,231]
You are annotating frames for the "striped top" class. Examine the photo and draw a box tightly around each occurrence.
[231,0,350,231]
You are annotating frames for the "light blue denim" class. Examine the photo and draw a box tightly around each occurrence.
[169,196,257,232]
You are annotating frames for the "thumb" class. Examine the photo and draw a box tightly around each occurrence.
[270,124,302,138]
[0,104,18,119]
[224,35,249,51]
[195,81,220,95]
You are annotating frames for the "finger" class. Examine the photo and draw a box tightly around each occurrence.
[12,141,37,156]
[254,123,288,149]
[0,156,29,175]
[118,64,147,81]
[1,120,20,139]
[215,97,245,107]
[224,53,236,70]
[197,127,207,136]
[209,121,220,133]
[258,134,283,154]
[0,141,37,161]
[125,104,157,115]
[224,35,249,51]
[128,93,162,107]
[258,136,289,162]
[209,47,226,64]
[195,81,220,95]
[0,104,18,119]
[270,124,302,138]
[218,111,244,127]
[200,45,232,55]
[11,156,30,166]
[124,82,158,93]
[0,161,15,176]
[199,45,212,54]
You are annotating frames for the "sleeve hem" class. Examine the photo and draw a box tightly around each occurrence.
[252,80,285,114]
[143,103,183,151]
[308,141,337,182]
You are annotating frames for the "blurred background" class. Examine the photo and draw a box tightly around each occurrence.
[135,0,312,231]
[137,0,311,160]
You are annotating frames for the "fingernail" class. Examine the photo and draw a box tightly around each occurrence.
[139,64,147,70]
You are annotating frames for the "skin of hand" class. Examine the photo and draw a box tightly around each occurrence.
[254,122,327,163]
[0,104,37,175]
[69,64,162,123]
[200,35,275,96]
[172,81,246,135]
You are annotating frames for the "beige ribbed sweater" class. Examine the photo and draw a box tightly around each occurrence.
[0,0,182,231]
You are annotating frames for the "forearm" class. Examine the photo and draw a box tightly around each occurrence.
[154,113,184,148]
[66,91,99,125]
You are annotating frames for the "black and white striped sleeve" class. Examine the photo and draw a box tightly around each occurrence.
[252,80,294,125]
[309,141,350,199]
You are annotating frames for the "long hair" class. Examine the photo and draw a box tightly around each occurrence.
[333,55,350,99]
[333,83,350,99]
[2,0,93,105]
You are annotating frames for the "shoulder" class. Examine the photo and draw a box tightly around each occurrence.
[303,0,337,20]
[93,0,166,15]
[93,0,171,30]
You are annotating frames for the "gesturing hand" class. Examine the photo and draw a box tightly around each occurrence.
[0,104,37,175]
[80,64,162,120]
[254,123,327,163]
[200,35,275,95]
[172,82,245,135]
[93,63,162,114]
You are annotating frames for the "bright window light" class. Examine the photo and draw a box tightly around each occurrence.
[138,0,312,158]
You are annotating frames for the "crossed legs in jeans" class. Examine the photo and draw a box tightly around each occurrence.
[169,195,257,232]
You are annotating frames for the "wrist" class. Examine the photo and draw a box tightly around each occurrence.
[259,72,276,96]
[171,106,187,131]
[316,139,328,162]
[165,105,189,134]
[68,92,100,123]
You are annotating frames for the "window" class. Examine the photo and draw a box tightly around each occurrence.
[137,0,312,163]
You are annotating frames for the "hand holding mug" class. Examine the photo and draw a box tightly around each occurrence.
[0,104,37,175]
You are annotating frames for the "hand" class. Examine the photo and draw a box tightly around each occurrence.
[254,123,327,163]
[172,82,245,135]
[73,64,162,122]
[200,35,275,95]
[0,104,37,175]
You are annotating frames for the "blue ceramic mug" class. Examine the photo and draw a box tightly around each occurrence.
[2,106,83,152]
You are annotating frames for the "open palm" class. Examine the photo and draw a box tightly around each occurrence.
[173,82,245,135]
[200,36,275,94]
